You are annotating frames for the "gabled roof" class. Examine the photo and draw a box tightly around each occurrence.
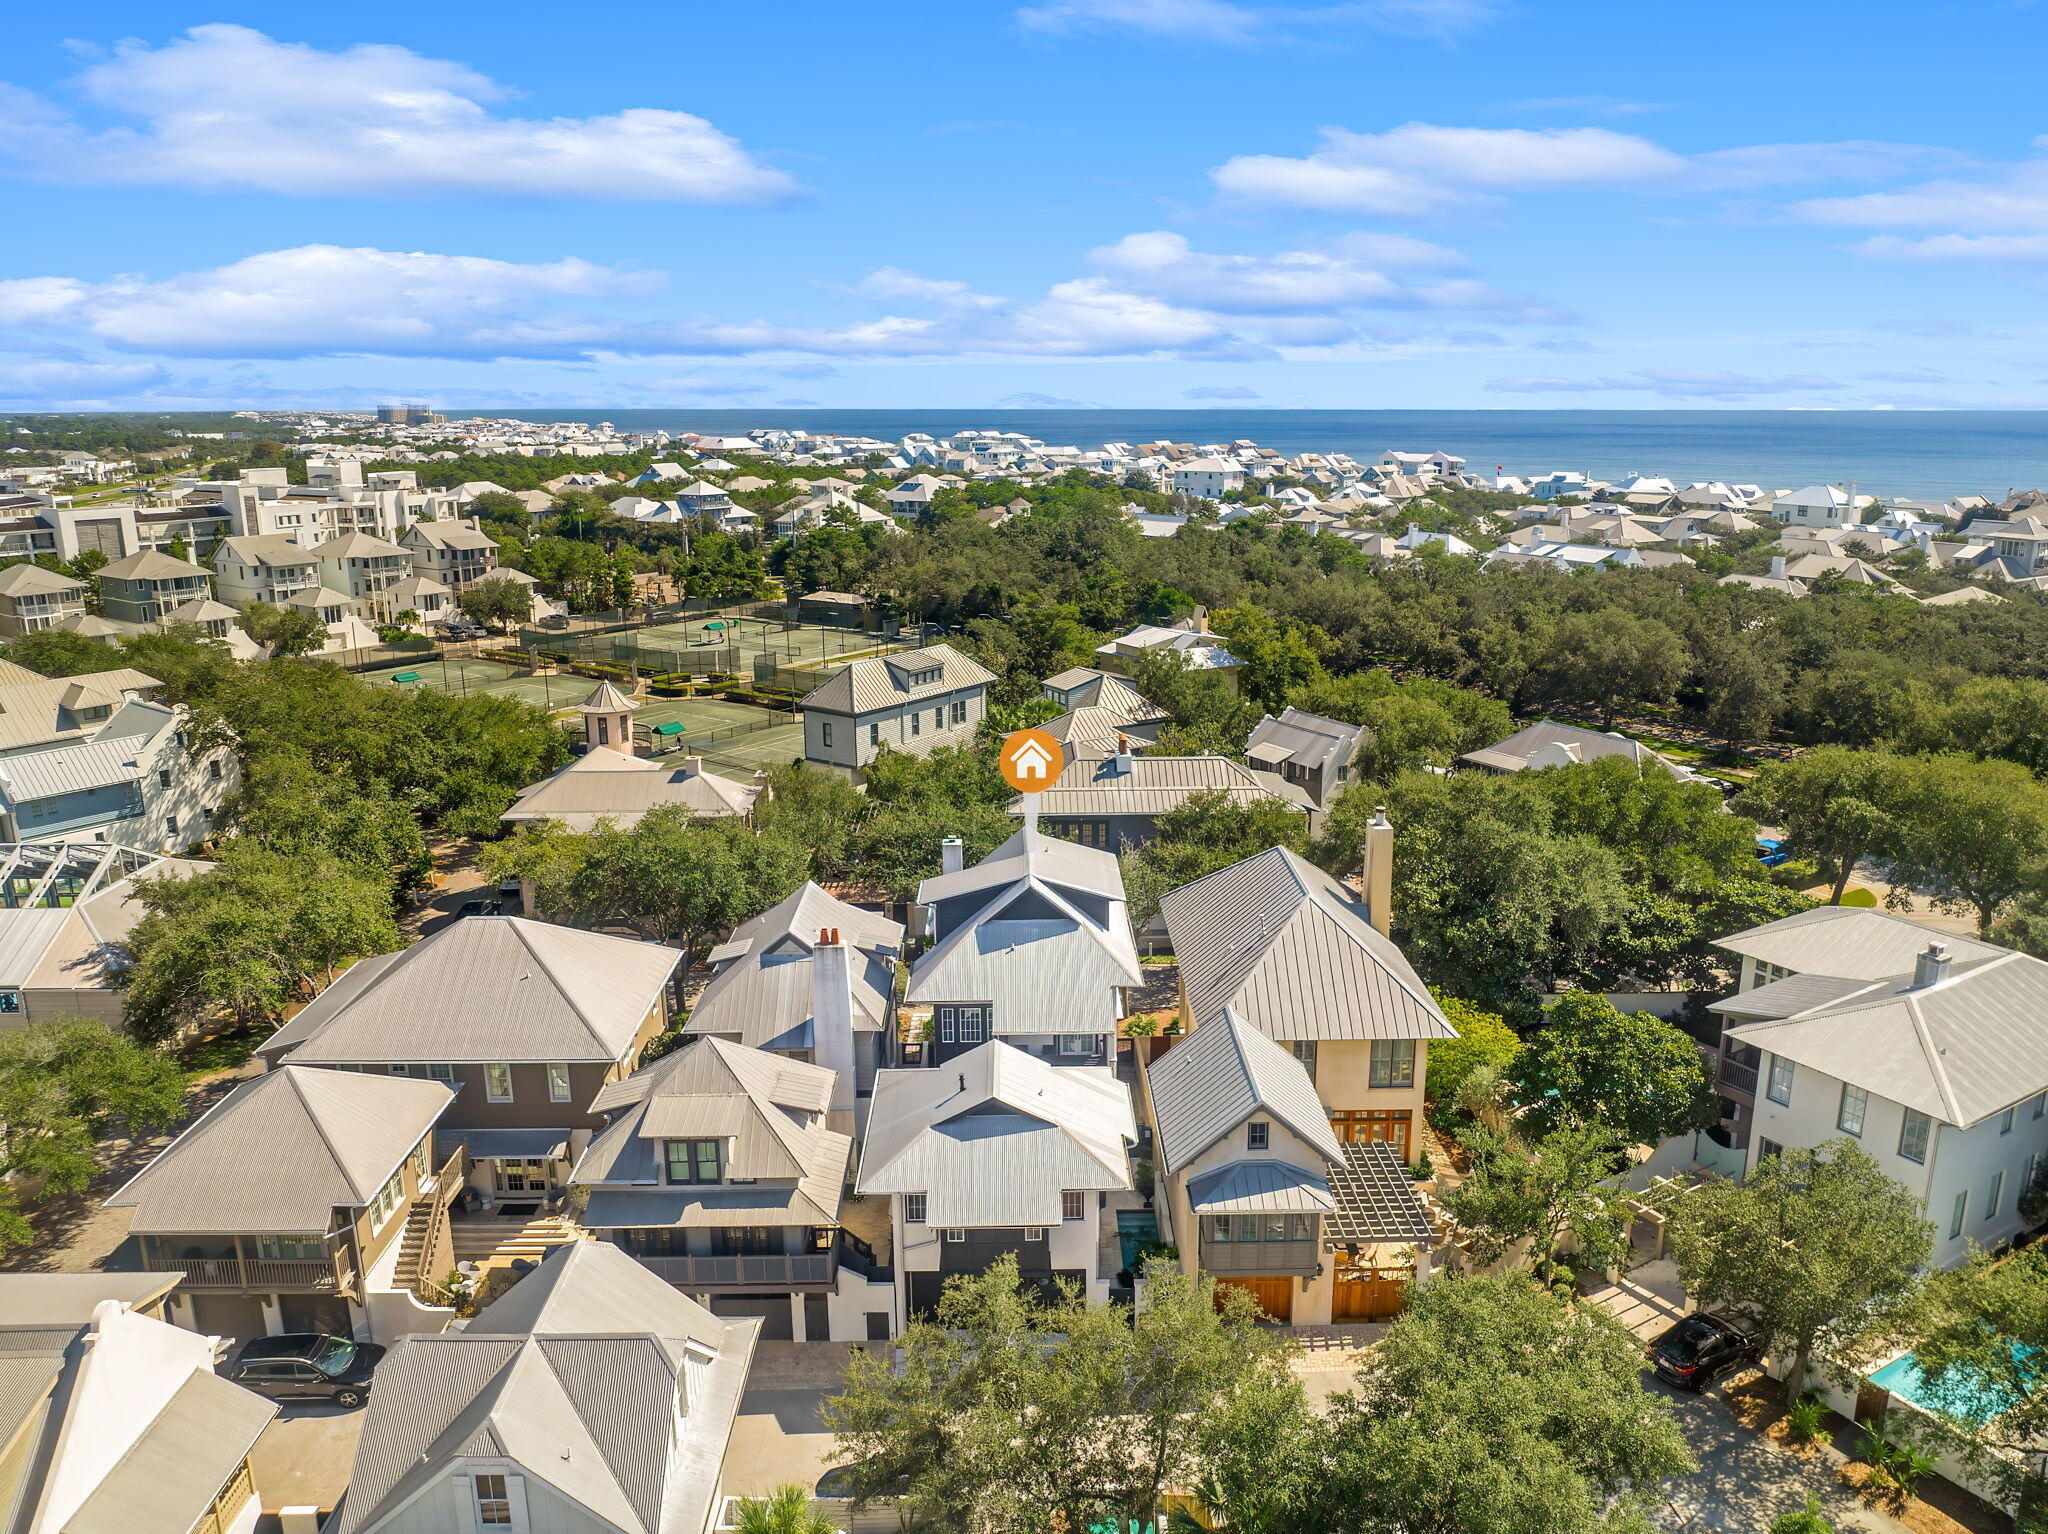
[1161,847,1455,1043]
[1714,906,2004,981]
[573,1038,851,1227]
[686,883,901,1048]
[217,533,319,568]
[1147,1009,1346,1172]
[330,1242,755,1534]
[261,916,682,1065]
[106,1066,451,1233]
[1009,752,1311,819]
[404,520,495,550]
[502,750,759,832]
[797,643,995,714]
[1246,707,1364,773]
[858,1041,1136,1226]
[1727,945,2048,1125]
[916,823,1125,905]
[312,531,406,559]
[1458,718,1688,778]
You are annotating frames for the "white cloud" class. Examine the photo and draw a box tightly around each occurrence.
[1184,384,1262,398]
[0,359,169,400]
[1016,0,1496,42]
[1215,122,1948,213]
[1487,369,1844,400]
[851,268,1008,308]
[0,25,797,201]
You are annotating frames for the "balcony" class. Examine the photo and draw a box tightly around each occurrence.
[143,1251,354,1292]
[1717,1058,1760,1095]
[630,1250,837,1289]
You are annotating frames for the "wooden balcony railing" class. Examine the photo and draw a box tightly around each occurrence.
[630,1251,836,1288]
[144,1253,352,1292]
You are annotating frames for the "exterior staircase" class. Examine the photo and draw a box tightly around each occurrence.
[449,1213,583,1273]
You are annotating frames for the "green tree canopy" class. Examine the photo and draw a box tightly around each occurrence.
[1516,992,1719,1147]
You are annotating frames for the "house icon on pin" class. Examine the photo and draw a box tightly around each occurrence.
[1007,737,1054,780]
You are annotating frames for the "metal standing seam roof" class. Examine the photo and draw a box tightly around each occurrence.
[502,752,760,831]
[1457,718,1686,777]
[105,1066,452,1234]
[262,916,682,1065]
[1160,847,1457,1043]
[1186,1160,1337,1215]
[61,1367,278,1534]
[1727,948,2048,1126]
[1245,707,1365,774]
[330,1243,757,1534]
[1146,1008,1347,1172]
[797,643,995,715]
[0,718,173,804]
[1323,1141,1436,1245]
[916,824,1126,906]
[573,1038,849,1221]
[1007,752,1313,819]
[857,1042,1136,1227]
[688,943,896,1049]
[1712,905,2006,981]
[1710,972,1876,1021]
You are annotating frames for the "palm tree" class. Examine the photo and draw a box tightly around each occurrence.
[730,1485,835,1534]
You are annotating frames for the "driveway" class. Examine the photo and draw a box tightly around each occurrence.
[1651,1379,1910,1534]
[248,1402,365,1528]
[724,1343,860,1501]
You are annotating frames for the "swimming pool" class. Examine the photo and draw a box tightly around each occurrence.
[1869,1349,2032,1424]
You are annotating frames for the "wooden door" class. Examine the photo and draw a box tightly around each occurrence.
[1331,1251,1410,1322]
[1214,1276,1292,1322]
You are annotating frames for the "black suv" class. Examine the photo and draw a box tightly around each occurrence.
[222,1334,385,1407]
[1647,1314,1757,1391]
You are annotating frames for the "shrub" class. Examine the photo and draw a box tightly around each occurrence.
[1785,1395,1832,1449]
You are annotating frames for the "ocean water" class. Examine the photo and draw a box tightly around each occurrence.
[474,408,2048,502]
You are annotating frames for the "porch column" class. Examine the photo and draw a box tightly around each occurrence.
[233,1234,250,1289]
[258,1294,284,1336]
[789,1292,809,1343]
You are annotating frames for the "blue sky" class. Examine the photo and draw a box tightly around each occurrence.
[4,0,2048,411]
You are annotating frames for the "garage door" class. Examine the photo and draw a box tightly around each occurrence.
[709,1294,794,1340]
[189,1293,267,1342]
[1213,1277,1293,1322]
[280,1294,353,1337]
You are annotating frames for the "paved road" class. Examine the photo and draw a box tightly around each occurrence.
[1650,1379,1910,1534]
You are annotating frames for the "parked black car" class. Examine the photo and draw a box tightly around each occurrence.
[222,1334,385,1407]
[1647,1314,1757,1391]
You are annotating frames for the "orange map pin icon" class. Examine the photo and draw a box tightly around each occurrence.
[999,728,1063,792]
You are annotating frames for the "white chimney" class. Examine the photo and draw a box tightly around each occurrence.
[680,755,703,778]
[812,928,859,1133]
[1914,941,1951,989]
[1361,806,1393,937]
[940,835,964,876]
[1769,555,1787,579]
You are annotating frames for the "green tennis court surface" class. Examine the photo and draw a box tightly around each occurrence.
[698,723,806,771]
[622,617,886,669]
[631,695,794,737]
[374,658,581,708]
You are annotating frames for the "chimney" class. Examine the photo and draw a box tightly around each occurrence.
[812,928,859,1132]
[1770,555,1787,579]
[1112,733,1134,775]
[940,835,965,876]
[680,755,703,778]
[1361,806,1393,936]
[1914,941,1951,989]
[751,768,772,805]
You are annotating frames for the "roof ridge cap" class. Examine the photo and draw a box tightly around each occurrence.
[1904,993,1966,1125]
[508,919,609,1048]
[282,1066,371,1201]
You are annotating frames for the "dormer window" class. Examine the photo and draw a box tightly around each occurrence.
[666,1138,722,1184]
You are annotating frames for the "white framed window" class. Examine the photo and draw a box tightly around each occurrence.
[1062,1191,1086,1221]
[1247,1121,1269,1151]
[1368,1039,1415,1089]
[869,723,880,746]
[470,1471,522,1528]
[1058,1034,1093,1056]
[547,1063,572,1102]
[944,1228,966,1243]
[1988,1169,2006,1220]
[904,1193,927,1224]
[2002,1106,2017,1136]
[2034,1093,2045,1121]
[957,1007,985,1044]
[1290,1040,1318,1081]
[1899,1108,1932,1165]
[1023,1227,1046,1242]
[1766,1057,1794,1106]
[485,1063,513,1101]
[427,1062,453,1082]
[937,1007,955,1044]
[1951,1190,1969,1239]
[1837,1084,1866,1137]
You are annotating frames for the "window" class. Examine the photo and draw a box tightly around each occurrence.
[596,717,609,745]
[1837,1084,1867,1137]
[1023,1227,1046,1242]
[547,1063,572,1102]
[1988,1169,2007,1220]
[2002,1106,2017,1136]
[1059,1034,1094,1056]
[944,1228,966,1243]
[952,700,968,724]
[256,1235,322,1260]
[1899,1108,1932,1165]
[1062,1191,1086,1221]
[164,818,177,838]
[208,758,224,780]
[1752,959,1793,987]
[937,1007,955,1044]
[821,722,833,748]
[910,711,921,737]
[1758,1138,1784,1163]
[904,1193,927,1224]
[2035,1094,2045,1121]
[667,1138,721,1184]
[473,1474,512,1527]
[934,707,946,732]
[1247,1121,1269,1151]
[157,768,172,789]
[1290,1040,1318,1081]
[1952,1190,1970,1239]
[485,1062,513,1102]
[957,1006,986,1044]
[427,1062,454,1082]
[1766,1057,1794,1106]
[1368,1039,1415,1090]
[869,723,880,746]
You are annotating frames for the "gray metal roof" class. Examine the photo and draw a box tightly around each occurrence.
[1146,1009,1346,1172]
[799,643,994,715]
[1727,947,2048,1125]
[685,882,901,1047]
[916,823,1126,905]
[573,1038,849,1225]
[1009,752,1313,819]
[331,1242,756,1534]
[106,1065,451,1233]
[1713,905,2005,981]
[263,916,682,1065]
[857,1042,1135,1226]
[1709,972,1873,1022]
[0,1271,181,1325]
[63,1366,277,1534]
[1245,707,1364,774]
[1187,1159,1336,1215]
[502,751,760,831]
[1323,1142,1436,1245]
[1160,847,1456,1043]
[1458,718,1687,777]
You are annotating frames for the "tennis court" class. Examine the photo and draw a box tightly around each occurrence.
[622,615,890,670]
[376,657,580,708]
[630,695,804,769]
[697,723,806,772]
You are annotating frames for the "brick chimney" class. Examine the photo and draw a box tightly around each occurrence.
[812,927,859,1133]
